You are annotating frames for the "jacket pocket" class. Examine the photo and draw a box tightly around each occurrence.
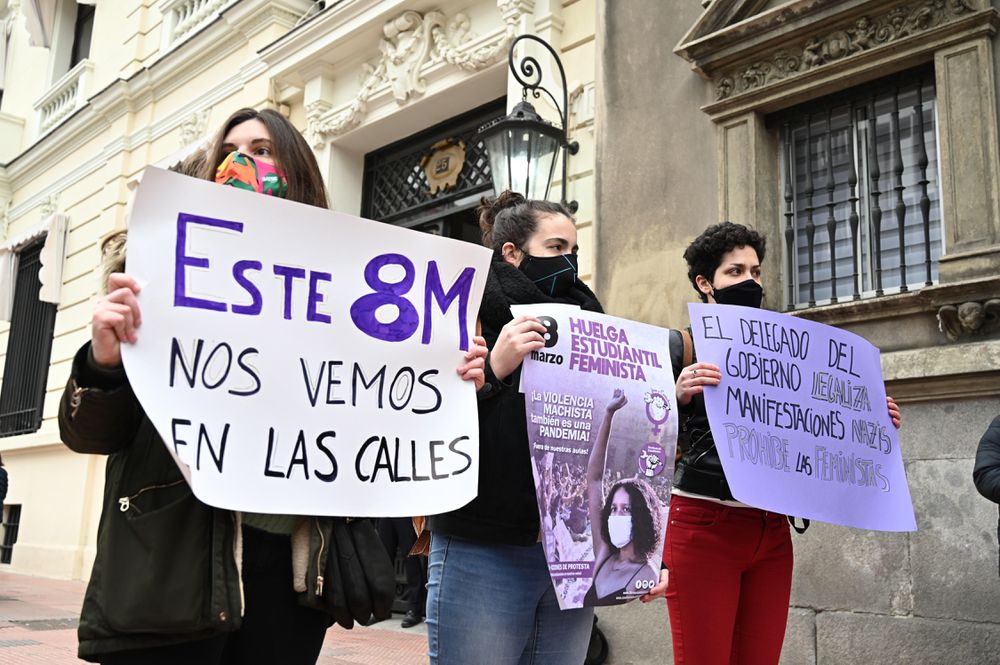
[102,482,213,634]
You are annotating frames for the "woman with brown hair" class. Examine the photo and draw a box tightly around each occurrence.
[426,191,603,665]
[59,107,487,665]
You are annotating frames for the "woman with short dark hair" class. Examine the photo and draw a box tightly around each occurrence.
[662,222,902,665]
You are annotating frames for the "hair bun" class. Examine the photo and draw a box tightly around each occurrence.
[478,190,525,245]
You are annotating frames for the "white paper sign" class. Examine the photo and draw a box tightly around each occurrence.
[122,168,492,516]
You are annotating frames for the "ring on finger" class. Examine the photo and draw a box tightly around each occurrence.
[693,369,699,377]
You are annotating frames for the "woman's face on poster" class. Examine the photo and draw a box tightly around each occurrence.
[610,487,632,518]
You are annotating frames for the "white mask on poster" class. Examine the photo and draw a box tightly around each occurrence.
[607,514,633,549]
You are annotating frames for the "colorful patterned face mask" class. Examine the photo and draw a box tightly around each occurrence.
[215,151,288,198]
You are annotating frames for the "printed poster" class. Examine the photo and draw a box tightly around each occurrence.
[513,304,677,608]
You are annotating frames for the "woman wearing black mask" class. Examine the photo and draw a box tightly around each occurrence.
[661,222,901,665]
[426,191,602,665]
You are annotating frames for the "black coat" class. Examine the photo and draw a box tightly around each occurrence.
[0,466,7,506]
[973,415,1000,575]
[429,258,601,545]
[58,343,243,661]
[668,329,735,501]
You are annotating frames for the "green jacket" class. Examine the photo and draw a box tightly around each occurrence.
[58,343,243,662]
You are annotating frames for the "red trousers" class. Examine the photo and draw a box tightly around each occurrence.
[663,495,793,665]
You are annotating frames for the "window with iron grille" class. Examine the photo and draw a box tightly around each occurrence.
[362,99,505,225]
[0,240,57,437]
[774,67,942,309]
[1,504,21,564]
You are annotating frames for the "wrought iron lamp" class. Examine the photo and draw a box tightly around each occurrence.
[477,34,580,213]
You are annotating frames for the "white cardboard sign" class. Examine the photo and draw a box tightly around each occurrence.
[122,167,492,516]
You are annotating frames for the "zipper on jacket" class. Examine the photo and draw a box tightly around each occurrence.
[118,479,185,514]
[314,518,326,596]
[69,380,88,419]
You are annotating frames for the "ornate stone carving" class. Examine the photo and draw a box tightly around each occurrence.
[40,192,59,217]
[937,299,1000,341]
[715,0,981,101]
[308,2,524,147]
[179,109,210,147]
[0,200,11,242]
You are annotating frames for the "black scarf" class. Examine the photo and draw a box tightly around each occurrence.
[479,258,603,337]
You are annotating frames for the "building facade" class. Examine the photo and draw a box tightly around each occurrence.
[4,0,999,662]
[595,1,1000,663]
[0,0,596,579]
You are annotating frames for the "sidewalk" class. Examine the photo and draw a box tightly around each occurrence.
[0,570,428,664]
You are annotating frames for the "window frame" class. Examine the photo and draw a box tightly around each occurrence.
[769,67,945,311]
[0,239,58,438]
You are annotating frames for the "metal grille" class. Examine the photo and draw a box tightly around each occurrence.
[0,241,57,437]
[362,99,505,223]
[773,67,941,309]
[1,504,21,564]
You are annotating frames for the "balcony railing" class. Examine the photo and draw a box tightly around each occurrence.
[33,60,93,136]
[160,0,237,48]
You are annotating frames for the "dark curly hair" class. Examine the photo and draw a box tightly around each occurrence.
[600,479,661,560]
[478,190,574,251]
[683,222,766,302]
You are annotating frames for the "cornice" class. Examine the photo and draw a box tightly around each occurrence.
[712,0,990,99]
[258,0,407,76]
[4,0,292,195]
[678,0,999,120]
[676,0,873,75]
[6,61,254,223]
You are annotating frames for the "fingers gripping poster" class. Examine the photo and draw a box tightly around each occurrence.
[689,303,916,531]
[121,168,492,516]
[512,304,676,609]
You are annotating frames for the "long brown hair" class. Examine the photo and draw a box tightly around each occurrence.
[202,108,329,209]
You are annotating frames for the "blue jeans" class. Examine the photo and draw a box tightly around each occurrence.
[426,533,594,665]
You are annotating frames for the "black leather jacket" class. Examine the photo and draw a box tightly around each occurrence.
[973,415,1000,576]
[59,343,243,661]
[668,329,735,501]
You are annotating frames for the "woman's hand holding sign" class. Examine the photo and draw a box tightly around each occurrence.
[489,315,547,381]
[457,336,489,391]
[92,273,142,369]
[886,395,901,429]
[640,569,669,603]
[675,362,722,407]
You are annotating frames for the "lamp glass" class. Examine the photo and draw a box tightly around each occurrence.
[484,126,561,201]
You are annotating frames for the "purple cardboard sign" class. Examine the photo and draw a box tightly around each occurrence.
[688,303,916,532]
[512,304,677,609]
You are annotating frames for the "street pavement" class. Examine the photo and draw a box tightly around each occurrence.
[0,570,429,664]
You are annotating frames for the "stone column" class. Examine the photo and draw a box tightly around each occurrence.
[934,36,1000,282]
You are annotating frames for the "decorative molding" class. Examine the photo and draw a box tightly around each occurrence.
[937,299,1000,340]
[39,193,59,218]
[179,109,211,147]
[0,200,10,242]
[307,4,524,146]
[714,0,980,101]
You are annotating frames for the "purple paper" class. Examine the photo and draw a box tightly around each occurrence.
[688,303,916,532]
[512,304,677,609]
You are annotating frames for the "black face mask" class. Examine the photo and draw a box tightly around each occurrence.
[519,253,579,297]
[711,278,763,308]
